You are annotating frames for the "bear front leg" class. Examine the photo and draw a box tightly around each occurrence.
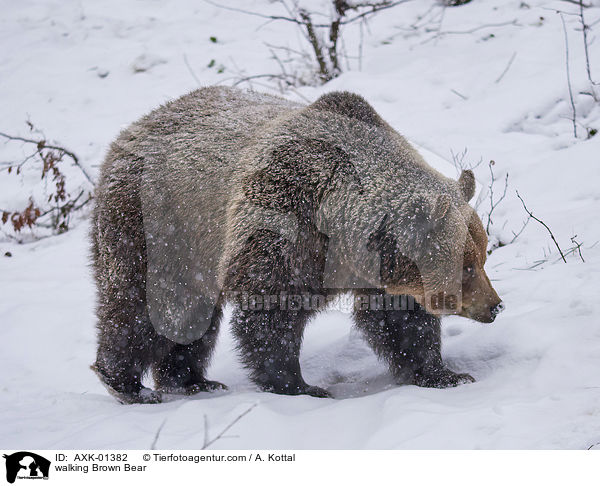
[353,292,474,388]
[231,306,331,398]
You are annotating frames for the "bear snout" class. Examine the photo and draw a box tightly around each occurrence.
[490,302,505,319]
[462,298,504,323]
[476,301,504,323]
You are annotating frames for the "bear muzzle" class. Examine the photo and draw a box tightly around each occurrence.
[490,302,505,319]
[463,300,504,323]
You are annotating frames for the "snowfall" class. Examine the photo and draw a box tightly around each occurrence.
[1,0,600,450]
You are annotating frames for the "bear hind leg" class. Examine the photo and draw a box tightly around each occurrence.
[93,304,163,404]
[152,308,227,395]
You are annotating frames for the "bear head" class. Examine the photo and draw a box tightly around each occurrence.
[370,170,503,322]
[307,93,503,322]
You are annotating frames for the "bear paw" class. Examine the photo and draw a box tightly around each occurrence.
[414,369,475,389]
[263,383,332,398]
[91,363,163,404]
[107,386,162,405]
[160,379,228,396]
[136,388,163,404]
[300,384,332,398]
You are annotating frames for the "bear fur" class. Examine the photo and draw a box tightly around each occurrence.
[91,86,502,403]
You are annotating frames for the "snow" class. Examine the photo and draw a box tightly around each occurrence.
[1,0,600,449]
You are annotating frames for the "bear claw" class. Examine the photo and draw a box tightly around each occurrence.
[160,379,228,396]
[263,383,332,398]
[136,388,163,404]
[104,383,163,405]
[302,385,332,398]
[414,369,475,389]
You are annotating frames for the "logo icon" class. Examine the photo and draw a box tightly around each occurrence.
[3,452,50,483]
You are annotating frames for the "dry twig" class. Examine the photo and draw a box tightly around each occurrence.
[495,51,517,83]
[576,0,599,100]
[150,418,168,450]
[202,403,258,450]
[560,13,578,138]
[516,190,567,263]
[485,160,508,235]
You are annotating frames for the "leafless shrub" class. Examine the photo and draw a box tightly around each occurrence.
[485,160,508,235]
[207,0,411,86]
[554,1,599,138]
[574,0,599,101]
[450,147,483,173]
[0,124,94,237]
[450,152,521,254]
[484,180,585,264]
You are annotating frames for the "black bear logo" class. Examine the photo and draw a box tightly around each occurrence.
[3,452,51,483]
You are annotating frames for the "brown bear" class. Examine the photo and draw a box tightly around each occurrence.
[90,87,503,404]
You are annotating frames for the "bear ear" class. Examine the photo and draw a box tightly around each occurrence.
[310,92,383,127]
[432,194,451,221]
[458,169,476,202]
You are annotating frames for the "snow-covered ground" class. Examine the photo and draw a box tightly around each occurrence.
[1,0,600,449]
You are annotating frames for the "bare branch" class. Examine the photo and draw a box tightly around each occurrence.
[450,148,483,173]
[231,73,298,87]
[560,13,578,138]
[509,215,531,244]
[450,88,468,100]
[150,418,168,450]
[202,403,258,450]
[338,1,412,26]
[204,0,409,28]
[0,131,94,185]
[0,125,94,235]
[204,0,303,25]
[299,9,331,81]
[183,54,201,87]
[203,414,209,448]
[577,0,599,100]
[358,18,365,71]
[516,190,567,263]
[422,19,519,44]
[207,0,412,85]
[495,51,517,84]
[485,160,508,235]
[562,0,591,7]
[569,234,585,262]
